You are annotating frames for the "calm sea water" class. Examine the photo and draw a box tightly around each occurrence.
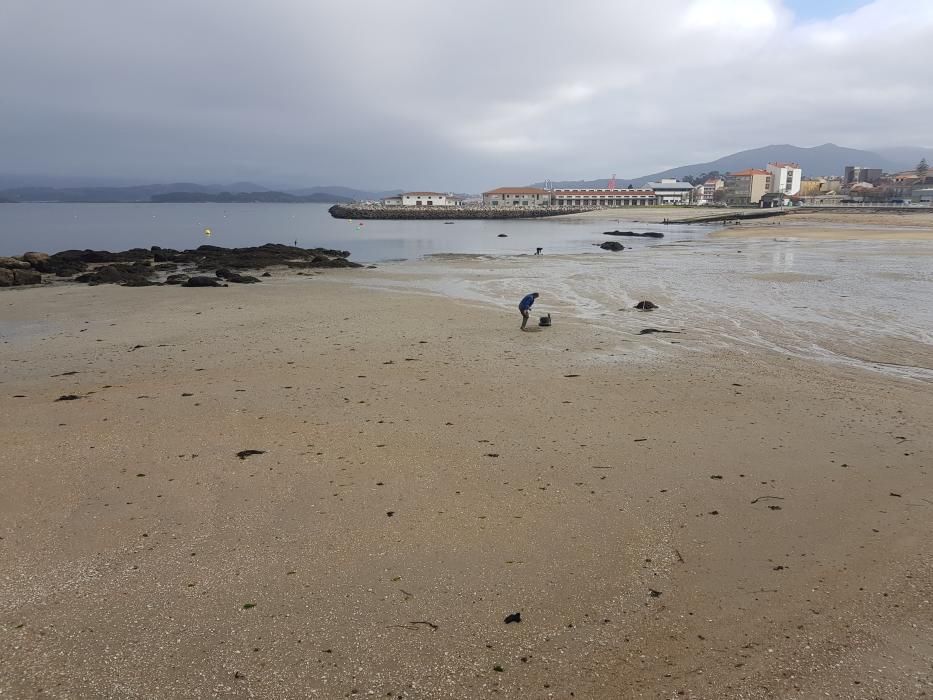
[2,202,930,381]
[0,202,702,261]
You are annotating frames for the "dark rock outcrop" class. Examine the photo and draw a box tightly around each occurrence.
[0,256,32,270]
[74,263,156,286]
[634,301,658,310]
[11,243,362,286]
[182,276,226,287]
[23,252,50,266]
[599,241,625,251]
[216,268,261,284]
[165,274,189,285]
[0,268,42,286]
[603,230,664,238]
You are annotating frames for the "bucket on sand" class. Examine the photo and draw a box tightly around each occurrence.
[539,313,552,327]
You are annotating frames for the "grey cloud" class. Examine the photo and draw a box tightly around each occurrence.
[2,0,931,191]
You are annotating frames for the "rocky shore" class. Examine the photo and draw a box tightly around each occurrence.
[328,204,587,220]
[0,243,363,288]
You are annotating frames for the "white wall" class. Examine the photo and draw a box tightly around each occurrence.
[401,194,452,206]
[767,165,802,195]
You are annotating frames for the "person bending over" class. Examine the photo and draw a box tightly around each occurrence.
[518,292,539,331]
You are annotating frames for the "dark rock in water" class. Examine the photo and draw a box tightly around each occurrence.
[38,249,148,277]
[165,273,189,285]
[634,301,658,310]
[183,276,226,287]
[261,272,272,277]
[603,230,664,238]
[497,233,508,237]
[599,241,625,252]
[74,263,155,286]
[37,243,362,280]
[0,268,42,286]
[639,328,681,335]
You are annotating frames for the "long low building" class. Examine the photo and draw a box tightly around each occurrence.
[482,186,681,207]
[481,187,553,207]
[551,188,656,207]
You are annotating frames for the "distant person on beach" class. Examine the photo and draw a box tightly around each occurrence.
[535,247,543,255]
[519,292,539,331]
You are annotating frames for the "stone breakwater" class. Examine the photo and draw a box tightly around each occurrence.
[329,204,589,220]
[0,243,363,288]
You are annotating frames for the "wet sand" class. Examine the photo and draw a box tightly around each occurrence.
[713,209,933,241]
[2,271,931,698]
[564,206,933,239]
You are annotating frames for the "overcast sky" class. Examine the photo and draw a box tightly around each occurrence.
[2,0,931,191]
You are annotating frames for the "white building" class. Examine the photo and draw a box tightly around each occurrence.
[767,162,802,195]
[383,192,462,206]
[482,187,552,207]
[646,179,695,204]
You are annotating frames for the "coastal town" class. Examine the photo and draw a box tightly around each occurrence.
[376,158,933,211]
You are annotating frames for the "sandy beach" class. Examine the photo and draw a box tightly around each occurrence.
[712,209,933,241]
[2,241,932,699]
[564,206,933,240]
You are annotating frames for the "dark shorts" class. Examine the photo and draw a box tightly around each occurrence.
[519,306,530,316]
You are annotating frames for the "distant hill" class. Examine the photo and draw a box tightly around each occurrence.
[0,180,402,203]
[287,185,403,201]
[871,146,933,170]
[0,181,271,203]
[533,143,932,189]
[151,191,353,203]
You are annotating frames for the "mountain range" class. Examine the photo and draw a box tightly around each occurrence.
[533,143,933,189]
[2,144,931,201]
[0,182,401,203]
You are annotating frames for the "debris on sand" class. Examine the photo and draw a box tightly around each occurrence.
[236,450,266,460]
[639,328,681,335]
[504,612,522,624]
[750,496,784,504]
[55,394,82,401]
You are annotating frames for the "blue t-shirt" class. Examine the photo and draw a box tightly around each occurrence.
[519,294,536,311]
